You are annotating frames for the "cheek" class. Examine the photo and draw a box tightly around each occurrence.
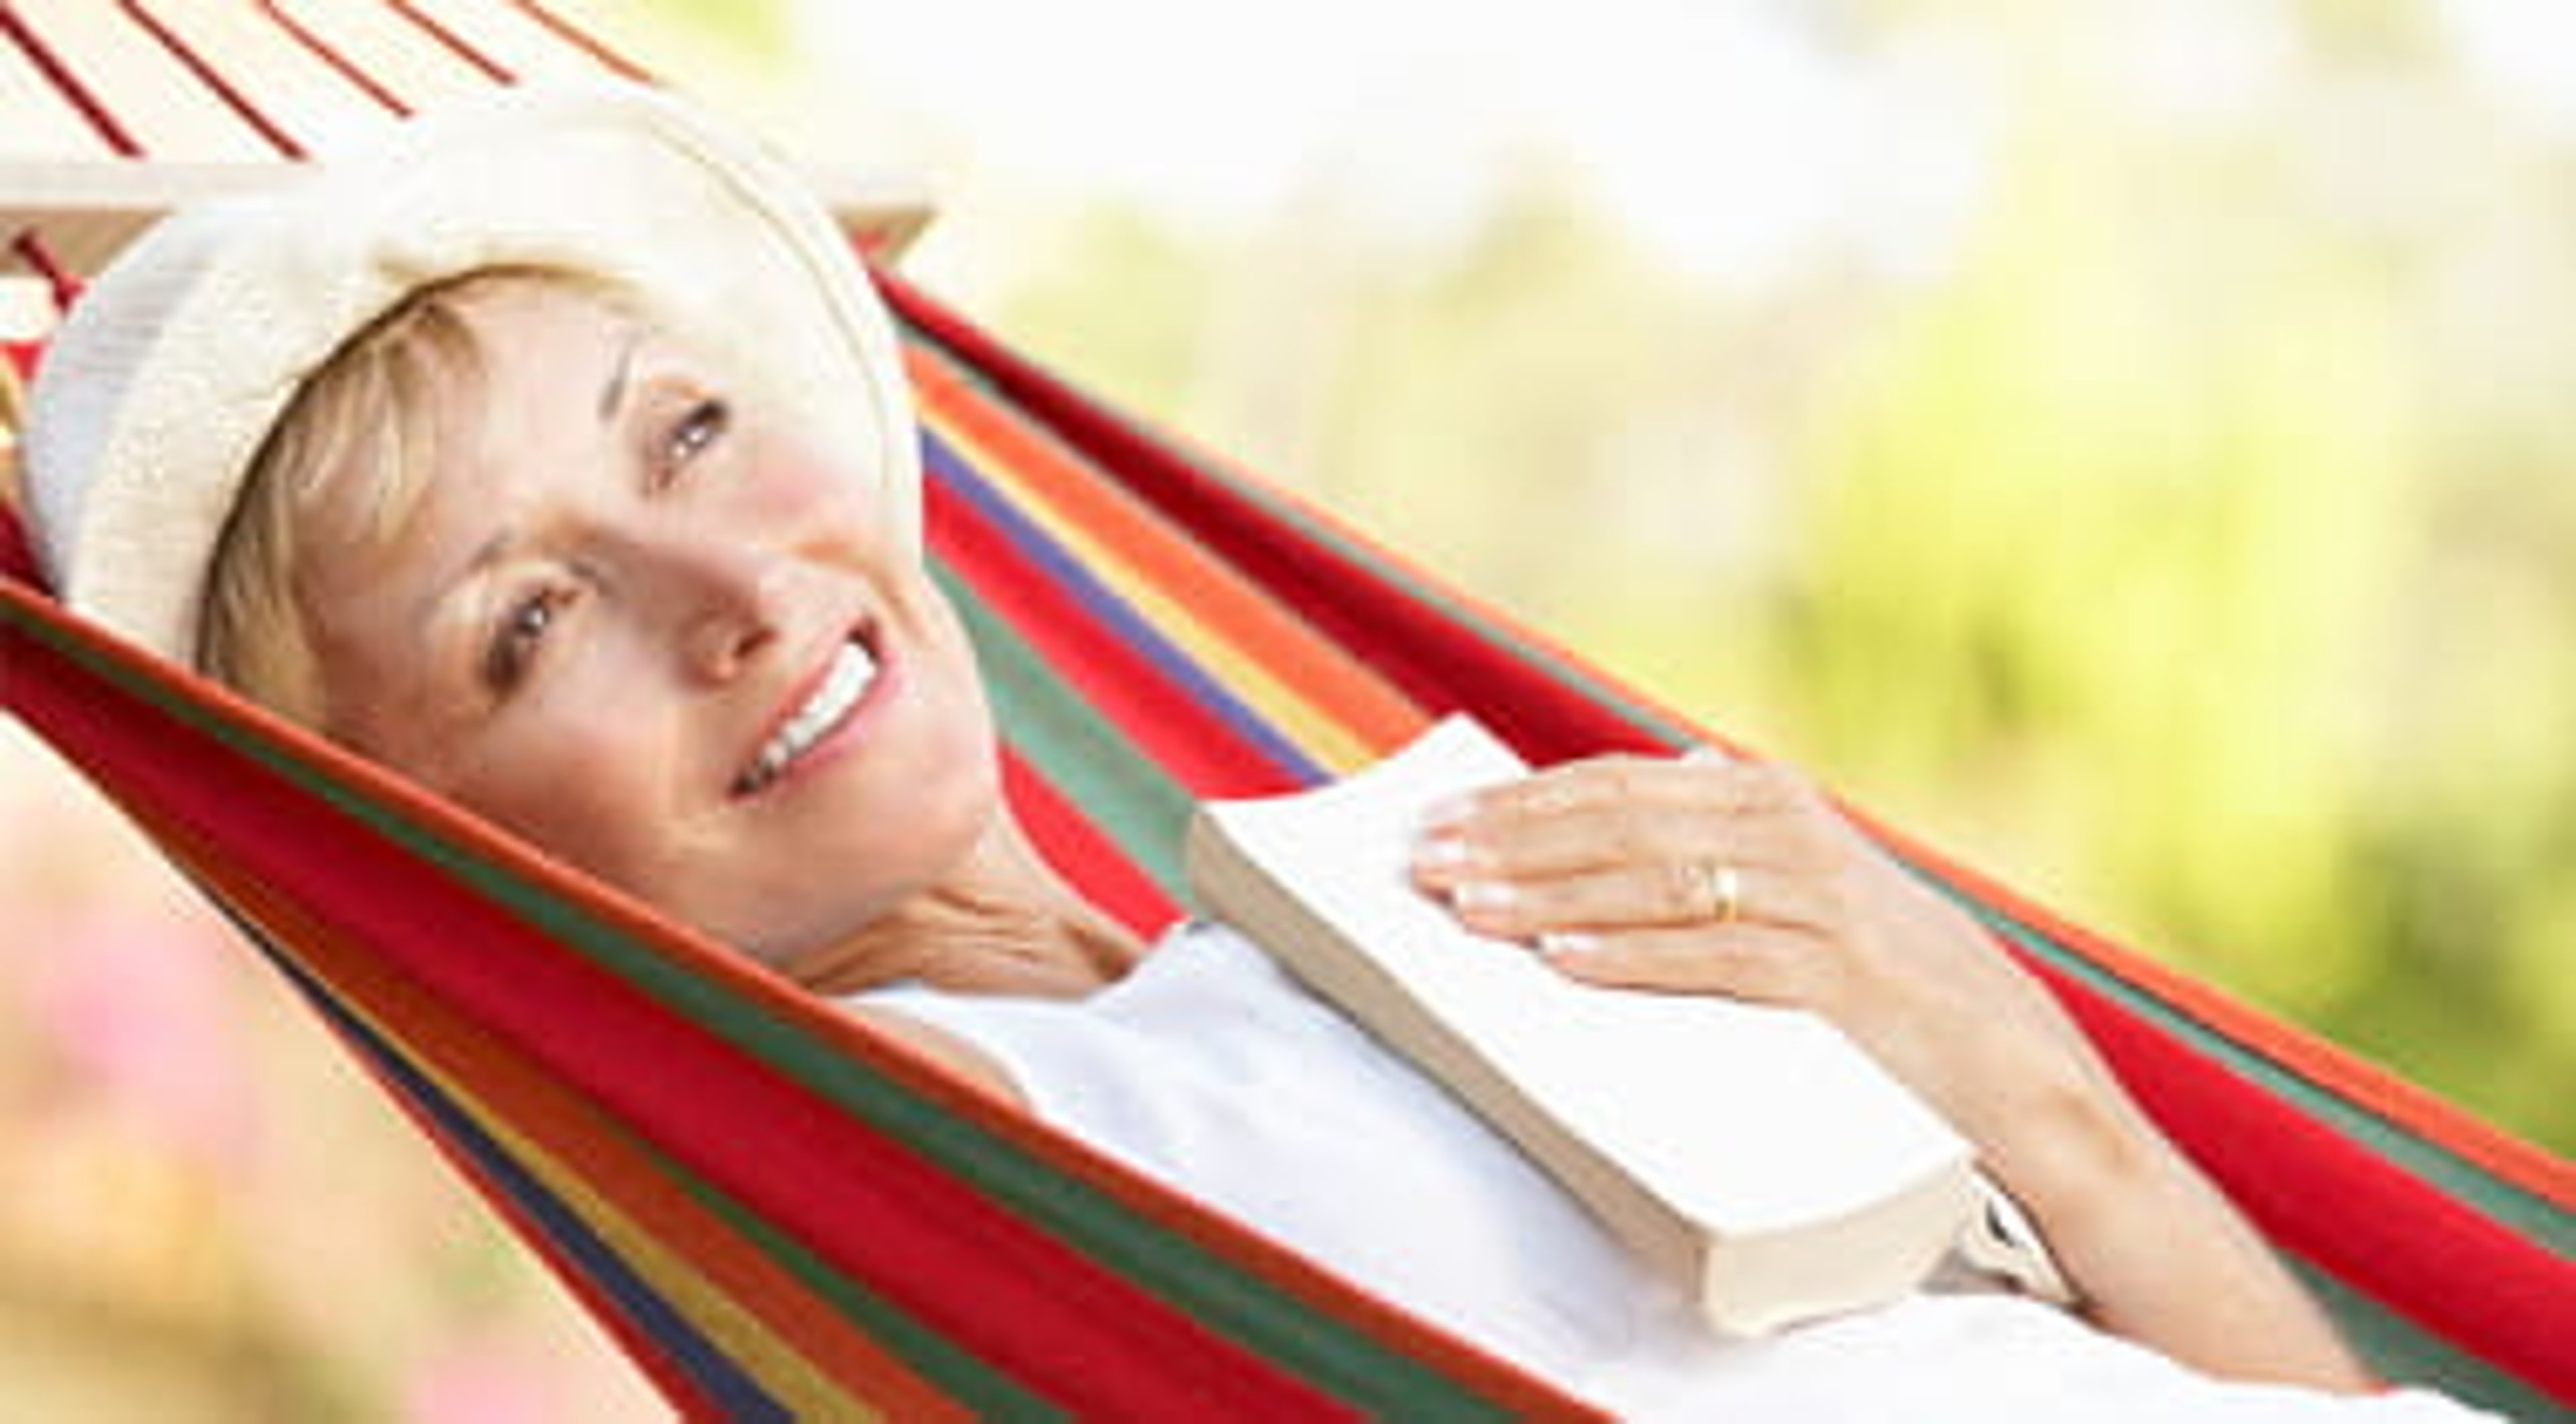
[737,434,881,544]
[436,705,677,888]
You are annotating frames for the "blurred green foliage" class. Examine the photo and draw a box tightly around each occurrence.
[619,0,794,61]
[985,14,2576,1152]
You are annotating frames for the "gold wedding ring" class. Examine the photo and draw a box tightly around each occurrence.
[1686,860,1743,925]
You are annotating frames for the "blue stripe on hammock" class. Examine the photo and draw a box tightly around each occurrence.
[922,431,1324,786]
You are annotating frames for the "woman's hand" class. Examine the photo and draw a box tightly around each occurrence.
[1407,747,2372,1391]
[1405,750,2108,1176]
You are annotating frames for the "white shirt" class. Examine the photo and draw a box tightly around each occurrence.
[860,921,2487,1421]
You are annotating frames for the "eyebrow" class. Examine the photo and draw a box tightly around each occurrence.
[415,527,518,641]
[598,329,642,424]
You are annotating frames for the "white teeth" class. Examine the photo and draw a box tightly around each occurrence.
[740,641,877,793]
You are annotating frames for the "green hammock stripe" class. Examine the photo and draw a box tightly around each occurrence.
[2294,1267,2557,1423]
[934,559,1198,900]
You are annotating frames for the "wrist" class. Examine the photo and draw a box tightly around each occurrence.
[1985,1072,2375,1390]
[1929,1015,2374,1391]
[1970,1041,2175,1248]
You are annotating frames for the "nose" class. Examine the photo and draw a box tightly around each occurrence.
[641,533,789,684]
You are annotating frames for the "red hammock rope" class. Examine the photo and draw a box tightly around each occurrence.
[0,5,145,156]
[256,1,415,117]
[387,0,515,85]
[118,0,309,158]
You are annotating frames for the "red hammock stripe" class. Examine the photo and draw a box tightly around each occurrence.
[1000,746,1183,935]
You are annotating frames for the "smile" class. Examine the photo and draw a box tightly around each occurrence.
[734,638,879,796]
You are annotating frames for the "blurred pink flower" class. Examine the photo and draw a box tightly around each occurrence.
[403,1332,562,1424]
[29,906,256,1171]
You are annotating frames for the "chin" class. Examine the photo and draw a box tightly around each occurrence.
[732,760,1008,972]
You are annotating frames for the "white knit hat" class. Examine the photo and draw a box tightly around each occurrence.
[20,80,920,668]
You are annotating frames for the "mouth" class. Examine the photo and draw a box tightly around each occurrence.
[733,625,883,798]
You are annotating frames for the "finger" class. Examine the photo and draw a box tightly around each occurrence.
[1415,757,1807,886]
[1519,755,1814,831]
[1538,922,1818,1007]
[1446,858,1830,942]
[1434,754,1691,831]
[1417,798,1727,887]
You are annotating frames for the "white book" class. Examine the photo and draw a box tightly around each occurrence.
[1186,715,2002,1336]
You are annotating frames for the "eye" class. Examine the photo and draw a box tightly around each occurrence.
[484,584,572,691]
[658,397,730,482]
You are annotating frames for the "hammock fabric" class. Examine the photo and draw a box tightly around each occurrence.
[3,267,2571,1419]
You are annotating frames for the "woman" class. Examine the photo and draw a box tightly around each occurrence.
[18,83,2469,1418]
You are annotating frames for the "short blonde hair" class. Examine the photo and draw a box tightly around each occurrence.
[197,266,612,723]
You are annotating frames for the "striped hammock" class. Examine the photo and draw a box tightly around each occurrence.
[3,270,2570,1419]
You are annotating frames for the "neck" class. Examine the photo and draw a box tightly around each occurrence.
[786,811,1147,999]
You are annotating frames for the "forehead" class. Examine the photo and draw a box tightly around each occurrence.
[446,277,637,379]
[292,281,632,566]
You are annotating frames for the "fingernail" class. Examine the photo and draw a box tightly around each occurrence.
[1411,833,1472,872]
[1538,930,1599,957]
[1421,794,1476,831]
[1452,880,1517,913]
[1680,743,1731,765]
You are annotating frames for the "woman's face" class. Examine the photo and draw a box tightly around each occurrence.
[293,281,999,970]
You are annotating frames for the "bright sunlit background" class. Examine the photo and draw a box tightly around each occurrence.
[5,0,2571,1416]
[675,0,2576,1139]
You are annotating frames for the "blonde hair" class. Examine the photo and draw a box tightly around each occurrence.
[198,265,614,723]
